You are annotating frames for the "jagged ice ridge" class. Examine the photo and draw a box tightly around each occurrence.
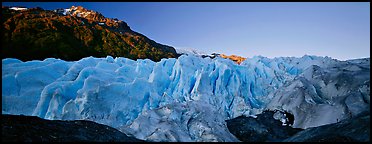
[2,55,369,141]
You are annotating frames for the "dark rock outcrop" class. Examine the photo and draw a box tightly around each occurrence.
[2,114,143,142]
[284,111,370,142]
[226,110,303,142]
[226,110,370,142]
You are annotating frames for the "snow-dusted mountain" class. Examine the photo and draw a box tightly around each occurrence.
[175,47,208,56]
[2,55,370,142]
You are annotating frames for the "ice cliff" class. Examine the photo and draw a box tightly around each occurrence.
[2,55,369,141]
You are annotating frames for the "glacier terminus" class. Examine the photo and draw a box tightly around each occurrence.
[2,54,370,142]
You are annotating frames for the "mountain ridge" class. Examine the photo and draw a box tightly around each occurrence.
[2,6,177,62]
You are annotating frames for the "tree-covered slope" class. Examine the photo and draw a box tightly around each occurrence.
[2,6,177,62]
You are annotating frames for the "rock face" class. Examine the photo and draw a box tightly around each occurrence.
[220,54,247,64]
[226,110,303,142]
[54,6,132,33]
[2,6,177,62]
[284,112,370,142]
[2,114,143,142]
[226,110,370,142]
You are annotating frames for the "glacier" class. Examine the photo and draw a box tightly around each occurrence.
[2,54,370,142]
[266,58,370,129]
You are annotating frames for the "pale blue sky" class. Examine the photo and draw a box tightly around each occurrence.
[3,2,370,60]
